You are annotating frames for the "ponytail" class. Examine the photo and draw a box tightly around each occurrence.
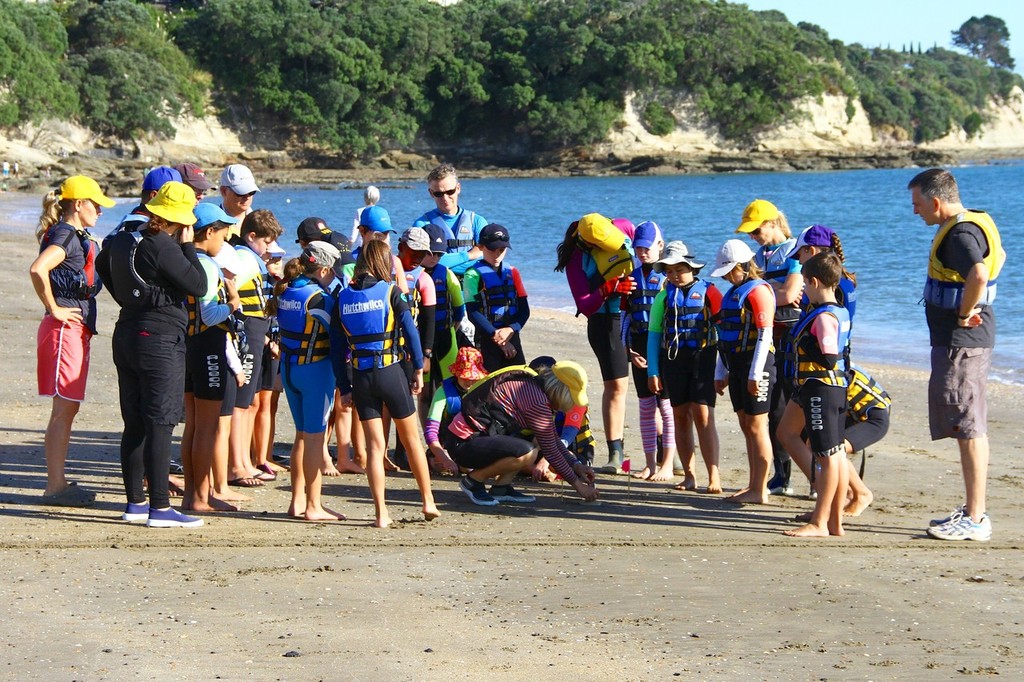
[830,232,857,286]
[36,190,66,243]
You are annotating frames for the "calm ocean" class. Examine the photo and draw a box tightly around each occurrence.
[13,162,1022,381]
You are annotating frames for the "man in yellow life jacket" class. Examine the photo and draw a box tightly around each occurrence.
[908,168,1004,542]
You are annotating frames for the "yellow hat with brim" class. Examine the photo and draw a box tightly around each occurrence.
[60,175,116,208]
[736,199,780,233]
[146,181,198,226]
[551,360,589,407]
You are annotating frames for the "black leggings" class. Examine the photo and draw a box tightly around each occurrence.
[587,313,628,381]
[113,325,186,509]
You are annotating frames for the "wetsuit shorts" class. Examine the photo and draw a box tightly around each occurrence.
[726,351,775,416]
[797,380,847,457]
[442,431,535,470]
[185,328,237,413]
[661,347,717,407]
[587,312,628,381]
[350,362,416,421]
[259,341,279,392]
[235,316,270,409]
[844,408,890,453]
[281,359,335,434]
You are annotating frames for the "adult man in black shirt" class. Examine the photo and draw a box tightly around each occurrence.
[908,168,1004,542]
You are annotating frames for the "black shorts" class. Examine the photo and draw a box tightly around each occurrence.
[662,347,717,407]
[259,342,279,392]
[235,316,270,409]
[845,407,890,452]
[443,431,536,470]
[479,332,525,373]
[628,332,658,399]
[797,380,847,457]
[726,351,775,415]
[185,328,237,413]
[587,313,628,381]
[351,362,416,421]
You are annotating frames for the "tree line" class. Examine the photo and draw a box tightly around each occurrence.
[1,0,1020,156]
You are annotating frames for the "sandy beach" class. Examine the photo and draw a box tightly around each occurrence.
[2,192,1022,680]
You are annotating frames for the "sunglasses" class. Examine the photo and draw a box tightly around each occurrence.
[431,188,457,198]
[233,190,257,198]
[749,227,762,237]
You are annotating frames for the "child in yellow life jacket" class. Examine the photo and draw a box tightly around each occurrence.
[463,224,530,371]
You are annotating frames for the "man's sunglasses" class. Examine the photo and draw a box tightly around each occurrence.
[431,188,457,198]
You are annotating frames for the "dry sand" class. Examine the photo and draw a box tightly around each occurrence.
[1,193,1022,680]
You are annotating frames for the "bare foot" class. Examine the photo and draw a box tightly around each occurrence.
[215,488,252,503]
[305,506,346,521]
[702,483,724,494]
[374,515,393,529]
[784,523,830,537]
[322,461,341,477]
[423,504,440,521]
[382,455,399,472]
[727,489,769,504]
[631,467,653,480]
[266,459,288,472]
[337,458,365,475]
[649,464,674,482]
[673,479,697,492]
[843,490,874,517]
[287,500,306,518]
[191,497,239,513]
[793,511,813,523]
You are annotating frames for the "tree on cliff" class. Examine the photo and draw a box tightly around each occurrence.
[952,15,1014,70]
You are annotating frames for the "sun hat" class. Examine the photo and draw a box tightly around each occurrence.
[359,205,394,233]
[193,202,238,230]
[399,227,431,252]
[655,240,705,271]
[296,217,332,243]
[551,361,588,407]
[145,181,198,226]
[479,223,511,249]
[633,221,663,250]
[212,243,243,275]
[422,224,448,254]
[220,164,260,195]
[709,239,756,277]
[792,224,835,256]
[59,175,116,208]
[266,240,287,259]
[142,166,183,193]
[174,163,215,192]
[302,240,341,269]
[736,199,780,234]
[449,346,487,382]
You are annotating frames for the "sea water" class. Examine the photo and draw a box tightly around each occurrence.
[14,162,1022,380]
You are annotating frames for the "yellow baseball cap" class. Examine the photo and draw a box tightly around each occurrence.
[551,360,589,407]
[146,181,198,226]
[59,175,116,208]
[736,199,780,233]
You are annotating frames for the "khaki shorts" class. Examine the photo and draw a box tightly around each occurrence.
[929,346,991,440]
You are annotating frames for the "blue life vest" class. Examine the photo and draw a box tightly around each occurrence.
[45,225,101,301]
[756,239,801,325]
[338,280,404,370]
[626,265,665,336]
[428,263,452,328]
[662,279,716,354]
[787,304,851,388]
[800,276,857,322]
[278,276,333,365]
[472,261,518,326]
[717,279,772,356]
[432,210,477,253]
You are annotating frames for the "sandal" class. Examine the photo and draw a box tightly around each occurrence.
[228,477,264,488]
[41,482,95,508]
[253,468,276,482]
[255,463,278,480]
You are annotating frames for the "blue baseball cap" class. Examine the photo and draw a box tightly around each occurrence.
[142,166,183,193]
[194,202,238,230]
[791,224,836,258]
[360,205,394,233]
[422,224,448,253]
[633,220,662,250]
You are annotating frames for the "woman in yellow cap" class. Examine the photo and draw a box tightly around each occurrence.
[97,181,209,528]
[30,176,116,507]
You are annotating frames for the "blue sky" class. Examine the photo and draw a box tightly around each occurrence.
[738,1,1024,73]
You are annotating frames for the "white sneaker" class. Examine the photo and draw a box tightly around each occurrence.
[927,513,991,541]
[929,504,965,528]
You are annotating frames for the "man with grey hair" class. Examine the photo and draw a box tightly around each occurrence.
[908,168,1004,542]
[414,163,489,268]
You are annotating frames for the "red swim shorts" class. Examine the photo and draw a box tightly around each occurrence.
[37,315,92,402]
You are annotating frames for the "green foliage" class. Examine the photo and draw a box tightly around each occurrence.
[0,0,76,127]
[953,15,1014,69]
[963,111,984,137]
[641,102,676,136]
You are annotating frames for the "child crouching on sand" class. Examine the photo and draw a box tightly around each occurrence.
[783,252,852,537]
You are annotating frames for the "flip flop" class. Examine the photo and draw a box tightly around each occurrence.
[41,482,95,508]
[253,469,277,482]
[228,477,264,488]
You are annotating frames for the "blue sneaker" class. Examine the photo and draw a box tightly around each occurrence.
[927,513,991,541]
[146,507,204,528]
[459,476,498,506]
[122,502,150,523]
[489,485,536,503]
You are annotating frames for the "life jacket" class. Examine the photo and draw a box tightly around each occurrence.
[45,225,101,300]
[278,276,333,365]
[186,252,231,337]
[440,377,464,423]
[338,280,404,370]
[555,408,596,454]
[716,279,772,356]
[662,279,716,355]
[626,265,666,336]
[428,263,453,328]
[799,276,858,320]
[234,245,270,317]
[847,365,891,421]
[404,265,425,323]
[756,238,801,325]
[101,209,149,250]
[788,304,851,388]
[923,210,1004,309]
[432,210,477,252]
[460,366,537,436]
[471,261,518,326]
[102,230,179,311]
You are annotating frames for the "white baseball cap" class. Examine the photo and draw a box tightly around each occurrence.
[709,239,756,277]
[220,164,260,195]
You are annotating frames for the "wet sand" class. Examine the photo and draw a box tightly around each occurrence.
[2,193,1022,679]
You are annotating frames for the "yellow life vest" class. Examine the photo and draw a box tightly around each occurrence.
[847,366,891,421]
[924,210,1004,309]
[576,213,635,284]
